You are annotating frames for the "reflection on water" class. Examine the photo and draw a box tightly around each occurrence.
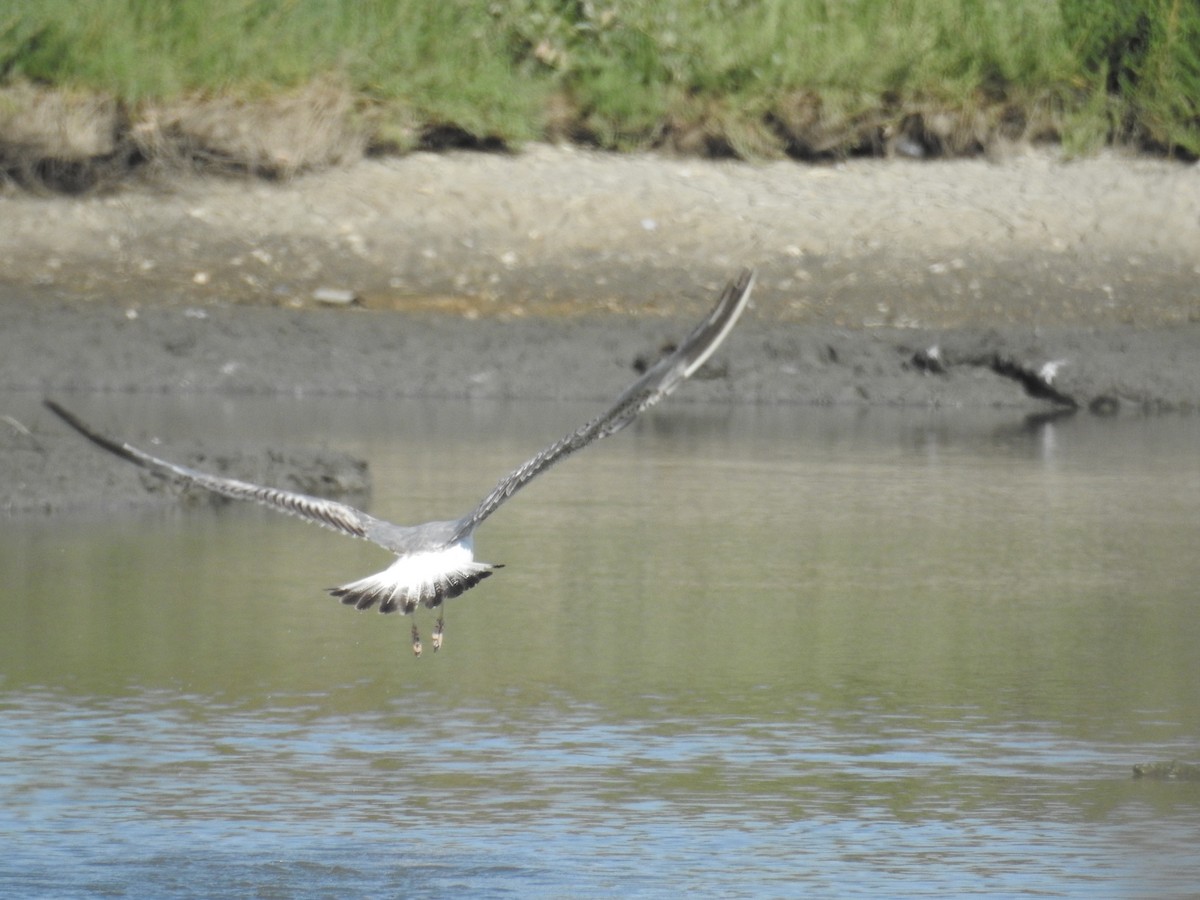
[2,396,1199,897]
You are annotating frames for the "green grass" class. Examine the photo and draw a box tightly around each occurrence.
[1,0,1197,170]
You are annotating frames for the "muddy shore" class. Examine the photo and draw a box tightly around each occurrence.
[2,145,1198,513]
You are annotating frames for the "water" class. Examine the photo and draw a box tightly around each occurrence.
[3,397,1199,897]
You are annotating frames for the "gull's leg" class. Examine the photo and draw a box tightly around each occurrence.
[432,613,445,653]
[411,622,423,658]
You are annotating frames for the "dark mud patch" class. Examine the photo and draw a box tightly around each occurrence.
[5,294,1196,412]
[3,293,1198,514]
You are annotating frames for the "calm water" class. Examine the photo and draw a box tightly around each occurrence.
[2,396,1199,898]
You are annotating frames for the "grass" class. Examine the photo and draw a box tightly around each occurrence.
[1,0,1197,187]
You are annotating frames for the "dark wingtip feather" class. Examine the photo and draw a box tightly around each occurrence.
[44,398,142,465]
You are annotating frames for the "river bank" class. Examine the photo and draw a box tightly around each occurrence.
[2,145,1198,512]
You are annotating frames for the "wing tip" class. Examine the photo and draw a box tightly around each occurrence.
[679,266,756,379]
[725,266,756,317]
[44,397,142,464]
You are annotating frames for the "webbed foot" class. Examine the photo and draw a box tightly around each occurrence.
[432,615,445,653]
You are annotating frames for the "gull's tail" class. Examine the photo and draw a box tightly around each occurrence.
[328,549,502,615]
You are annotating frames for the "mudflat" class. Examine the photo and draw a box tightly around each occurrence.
[2,145,1198,512]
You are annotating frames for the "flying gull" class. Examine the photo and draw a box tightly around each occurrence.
[45,268,755,656]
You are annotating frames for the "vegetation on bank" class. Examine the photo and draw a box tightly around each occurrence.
[1,0,1197,188]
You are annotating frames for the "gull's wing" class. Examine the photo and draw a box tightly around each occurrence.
[452,267,755,542]
[44,400,389,544]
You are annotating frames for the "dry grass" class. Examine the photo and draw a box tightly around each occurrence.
[132,80,365,179]
[0,80,368,190]
[0,82,119,159]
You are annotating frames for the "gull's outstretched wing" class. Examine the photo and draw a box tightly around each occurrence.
[44,400,388,544]
[452,268,755,542]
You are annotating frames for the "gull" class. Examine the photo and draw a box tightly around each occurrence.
[1038,359,1067,385]
[45,268,755,656]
